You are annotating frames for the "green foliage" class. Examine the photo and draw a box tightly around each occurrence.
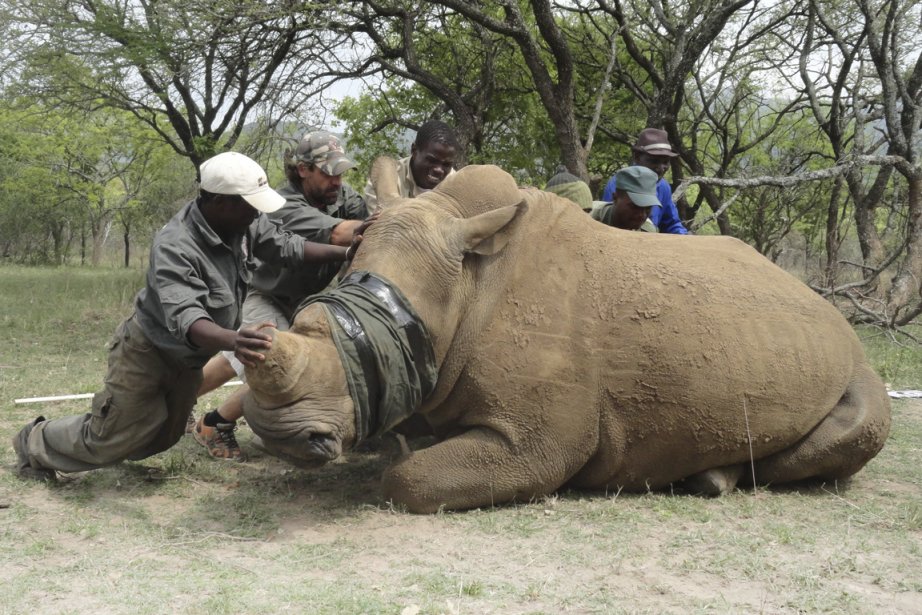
[0,104,87,264]
[5,0,334,171]
[331,3,564,186]
[0,94,187,265]
[334,81,437,187]
[857,325,922,389]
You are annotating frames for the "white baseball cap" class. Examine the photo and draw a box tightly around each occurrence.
[199,152,285,213]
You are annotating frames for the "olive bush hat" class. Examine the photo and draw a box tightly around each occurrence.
[545,166,593,211]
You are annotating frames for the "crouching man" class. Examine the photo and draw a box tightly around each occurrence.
[12,152,355,480]
[591,166,661,232]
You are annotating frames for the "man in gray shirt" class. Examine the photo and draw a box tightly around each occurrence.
[191,132,371,460]
[12,152,353,480]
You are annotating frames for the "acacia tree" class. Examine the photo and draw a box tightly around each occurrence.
[0,108,80,264]
[5,0,350,169]
[774,0,922,325]
[325,2,516,166]
[327,2,561,184]
[408,0,600,180]
[0,59,185,266]
[111,129,187,268]
[788,0,892,292]
[858,0,922,325]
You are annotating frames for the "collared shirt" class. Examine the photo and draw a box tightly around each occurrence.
[134,199,306,367]
[364,155,456,213]
[248,179,368,314]
[590,202,658,233]
[601,174,688,234]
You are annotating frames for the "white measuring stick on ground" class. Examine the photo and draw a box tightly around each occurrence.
[888,390,922,398]
[14,380,244,404]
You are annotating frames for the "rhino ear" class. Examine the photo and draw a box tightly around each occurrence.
[368,155,403,210]
[455,200,527,256]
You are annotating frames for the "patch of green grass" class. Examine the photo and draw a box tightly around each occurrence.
[0,265,142,344]
[857,324,922,389]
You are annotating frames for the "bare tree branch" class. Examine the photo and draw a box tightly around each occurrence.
[674,155,912,201]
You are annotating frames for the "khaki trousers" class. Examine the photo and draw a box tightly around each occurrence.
[26,316,203,473]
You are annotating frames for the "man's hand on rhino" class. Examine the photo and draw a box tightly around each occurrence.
[348,212,379,259]
[234,322,276,367]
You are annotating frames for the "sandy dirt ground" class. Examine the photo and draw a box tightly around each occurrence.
[2,400,920,614]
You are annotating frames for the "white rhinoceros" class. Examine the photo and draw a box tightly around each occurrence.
[242,157,891,513]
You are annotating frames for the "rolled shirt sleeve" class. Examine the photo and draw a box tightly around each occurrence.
[249,214,306,268]
[152,247,216,344]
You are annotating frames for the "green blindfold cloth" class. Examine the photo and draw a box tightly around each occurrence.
[297,271,438,444]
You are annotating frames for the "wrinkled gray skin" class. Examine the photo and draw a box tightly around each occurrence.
[243,158,891,514]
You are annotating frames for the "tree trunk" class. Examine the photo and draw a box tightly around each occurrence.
[886,172,922,325]
[90,217,113,266]
[853,201,886,270]
[123,224,131,268]
[50,222,65,266]
[823,176,844,288]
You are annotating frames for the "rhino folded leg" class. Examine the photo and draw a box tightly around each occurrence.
[681,464,745,497]
[754,362,891,485]
[382,427,585,514]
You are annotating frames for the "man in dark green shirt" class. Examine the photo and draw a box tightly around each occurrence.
[249,131,368,314]
[12,152,352,480]
[590,166,660,232]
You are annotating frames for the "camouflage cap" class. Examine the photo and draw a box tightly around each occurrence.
[294,131,356,176]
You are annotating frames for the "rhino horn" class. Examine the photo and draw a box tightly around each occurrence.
[245,329,311,409]
[369,155,402,210]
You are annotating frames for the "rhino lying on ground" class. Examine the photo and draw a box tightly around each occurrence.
[243,158,891,513]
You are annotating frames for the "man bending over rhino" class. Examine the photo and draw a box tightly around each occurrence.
[12,153,354,481]
[590,166,660,232]
[600,128,689,234]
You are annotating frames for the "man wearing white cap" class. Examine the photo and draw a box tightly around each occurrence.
[12,152,355,480]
